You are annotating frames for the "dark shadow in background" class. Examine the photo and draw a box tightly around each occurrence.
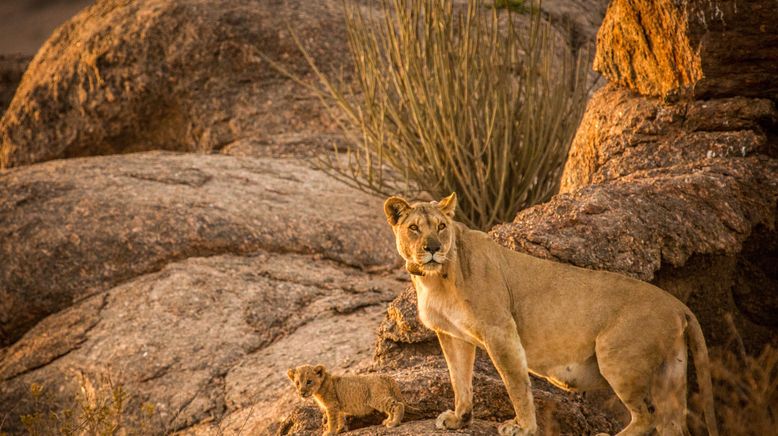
[0,0,93,55]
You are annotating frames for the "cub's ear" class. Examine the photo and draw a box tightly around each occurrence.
[313,364,326,377]
[287,368,296,380]
[437,192,457,218]
[384,196,411,226]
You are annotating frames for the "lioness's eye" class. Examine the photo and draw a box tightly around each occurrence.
[409,224,419,232]
[438,223,446,231]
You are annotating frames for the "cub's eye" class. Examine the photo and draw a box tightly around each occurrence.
[306,380,313,386]
[409,224,419,232]
[438,223,446,231]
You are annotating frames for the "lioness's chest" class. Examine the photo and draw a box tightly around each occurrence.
[415,280,478,343]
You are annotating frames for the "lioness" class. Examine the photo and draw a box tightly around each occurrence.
[383,193,717,436]
[287,364,405,435]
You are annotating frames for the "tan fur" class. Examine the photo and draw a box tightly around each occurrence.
[384,193,718,436]
[287,364,405,435]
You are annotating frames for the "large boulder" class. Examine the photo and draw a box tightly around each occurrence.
[594,0,778,99]
[0,152,397,346]
[0,0,356,168]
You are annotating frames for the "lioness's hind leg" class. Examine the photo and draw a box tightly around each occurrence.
[595,321,667,435]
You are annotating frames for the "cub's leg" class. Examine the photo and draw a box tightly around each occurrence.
[595,314,680,436]
[435,332,476,430]
[323,407,344,435]
[482,323,537,436]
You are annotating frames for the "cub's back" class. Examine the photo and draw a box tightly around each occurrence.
[334,374,398,415]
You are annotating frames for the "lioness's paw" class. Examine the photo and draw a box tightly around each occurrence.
[435,410,465,430]
[498,419,535,436]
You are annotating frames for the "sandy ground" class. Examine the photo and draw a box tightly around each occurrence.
[0,0,93,55]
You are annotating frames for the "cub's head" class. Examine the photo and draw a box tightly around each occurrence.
[383,193,457,276]
[287,364,327,398]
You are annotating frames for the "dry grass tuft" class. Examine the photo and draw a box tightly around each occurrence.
[0,373,158,436]
[690,316,777,435]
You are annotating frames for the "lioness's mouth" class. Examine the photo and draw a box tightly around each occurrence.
[422,260,444,269]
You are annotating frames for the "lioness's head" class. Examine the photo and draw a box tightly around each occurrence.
[384,193,457,276]
[287,364,327,398]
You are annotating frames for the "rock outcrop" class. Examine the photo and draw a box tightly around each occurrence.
[561,84,777,191]
[495,0,778,353]
[594,0,778,100]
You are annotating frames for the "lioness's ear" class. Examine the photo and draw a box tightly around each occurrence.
[437,192,457,218]
[313,364,325,377]
[287,368,296,380]
[384,196,411,226]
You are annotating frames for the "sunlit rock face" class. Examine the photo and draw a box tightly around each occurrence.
[0,0,353,169]
[594,0,778,100]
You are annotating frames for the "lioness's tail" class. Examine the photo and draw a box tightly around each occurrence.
[686,312,718,436]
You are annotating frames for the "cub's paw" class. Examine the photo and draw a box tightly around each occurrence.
[498,419,535,436]
[435,410,467,430]
[383,418,400,428]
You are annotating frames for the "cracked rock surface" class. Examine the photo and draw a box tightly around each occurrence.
[0,252,404,433]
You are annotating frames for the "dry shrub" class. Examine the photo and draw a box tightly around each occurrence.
[0,373,158,436]
[690,316,777,435]
[278,0,590,229]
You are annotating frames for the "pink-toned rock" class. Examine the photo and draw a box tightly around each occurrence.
[0,152,397,346]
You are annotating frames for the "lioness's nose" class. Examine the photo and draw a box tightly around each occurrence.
[424,240,441,253]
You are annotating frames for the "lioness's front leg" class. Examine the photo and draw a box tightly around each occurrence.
[435,332,476,430]
[482,322,537,435]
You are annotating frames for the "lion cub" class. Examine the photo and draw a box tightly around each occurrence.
[287,364,405,435]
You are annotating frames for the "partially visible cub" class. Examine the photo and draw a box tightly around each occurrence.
[287,364,405,435]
